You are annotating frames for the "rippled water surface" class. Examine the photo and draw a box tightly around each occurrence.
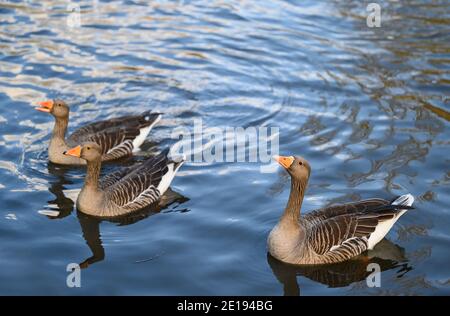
[0,0,449,295]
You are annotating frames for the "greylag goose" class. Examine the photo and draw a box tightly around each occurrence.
[268,155,414,265]
[36,99,161,165]
[63,142,185,217]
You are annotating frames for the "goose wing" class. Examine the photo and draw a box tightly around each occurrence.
[104,150,173,211]
[67,112,161,159]
[68,111,160,143]
[305,201,412,263]
[303,198,389,225]
[99,163,139,189]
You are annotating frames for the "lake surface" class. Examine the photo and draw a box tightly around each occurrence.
[0,0,449,295]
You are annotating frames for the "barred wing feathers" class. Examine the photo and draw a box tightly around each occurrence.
[304,195,414,263]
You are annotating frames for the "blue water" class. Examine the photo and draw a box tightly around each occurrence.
[0,0,449,295]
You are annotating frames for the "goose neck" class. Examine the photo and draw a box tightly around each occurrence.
[52,116,68,141]
[282,176,307,224]
[84,159,102,191]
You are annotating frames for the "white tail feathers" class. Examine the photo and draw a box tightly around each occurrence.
[157,158,184,195]
[132,114,162,153]
[391,194,414,207]
[169,154,186,164]
[168,140,188,165]
[367,193,414,250]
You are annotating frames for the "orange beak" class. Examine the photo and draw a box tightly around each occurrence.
[63,145,81,158]
[273,155,294,169]
[36,100,54,113]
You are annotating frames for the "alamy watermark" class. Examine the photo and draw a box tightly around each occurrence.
[66,263,81,288]
[367,3,381,28]
[170,119,279,173]
[366,263,381,288]
[67,3,81,28]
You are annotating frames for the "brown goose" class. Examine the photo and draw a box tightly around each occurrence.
[268,155,414,265]
[63,142,185,217]
[36,99,161,165]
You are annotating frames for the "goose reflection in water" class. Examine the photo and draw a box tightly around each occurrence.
[77,188,189,269]
[268,239,413,296]
[44,163,76,219]
[43,162,189,268]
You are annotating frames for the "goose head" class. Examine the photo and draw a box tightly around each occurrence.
[36,99,69,119]
[274,155,311,182]
[63,142,102,161]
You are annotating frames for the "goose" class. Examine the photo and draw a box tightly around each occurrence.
[36,99,161,165]
[63,142,185,217]
[268,155,414,265]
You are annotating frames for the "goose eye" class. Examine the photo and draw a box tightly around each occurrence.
[299,161,303,165]
[87,147,90,150]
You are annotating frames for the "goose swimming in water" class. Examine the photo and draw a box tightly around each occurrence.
[36,99,161,165]
[268,155,414,265]
[64,142,185,217]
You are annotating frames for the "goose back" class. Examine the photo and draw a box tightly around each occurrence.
[304,199,412,264]
[66,111,161,162]
[101,149,180,215]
